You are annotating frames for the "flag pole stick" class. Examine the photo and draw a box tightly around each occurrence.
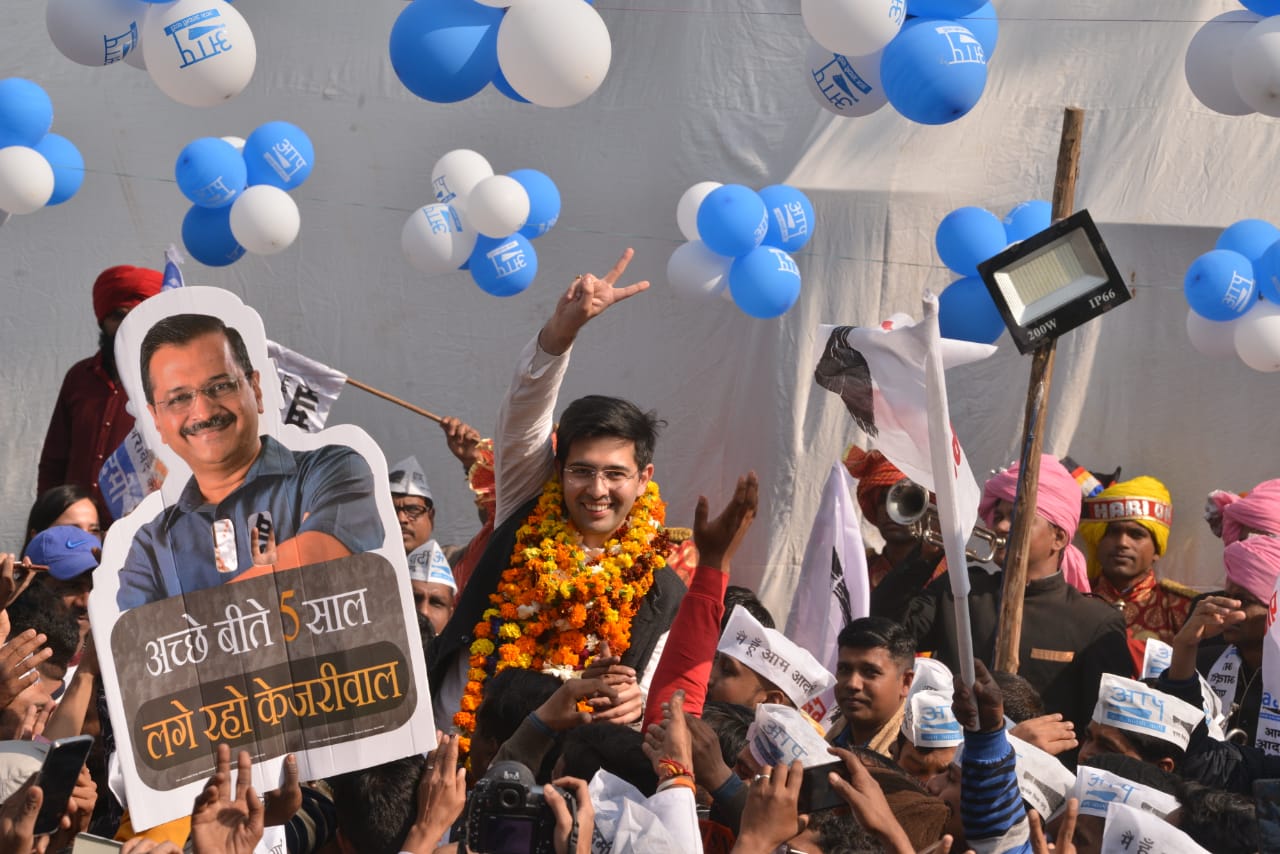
[344,377,444,423]
[993,106,1084,674]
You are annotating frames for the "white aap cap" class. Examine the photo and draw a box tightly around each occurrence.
[389,455,433,501]
[407,540,455,591]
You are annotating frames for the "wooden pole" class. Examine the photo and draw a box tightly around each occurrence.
[993,107,1084,673]
[344,377,444,423]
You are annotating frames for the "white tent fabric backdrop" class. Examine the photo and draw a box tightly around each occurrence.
[0,0,1273,614]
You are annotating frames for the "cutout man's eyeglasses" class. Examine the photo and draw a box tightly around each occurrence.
[156,375,250,415]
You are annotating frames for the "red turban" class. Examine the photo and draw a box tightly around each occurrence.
[844,445,906,521]
[978,454,1091,593]
[92,265,163,325]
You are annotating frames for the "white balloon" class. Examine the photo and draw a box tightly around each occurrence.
[430,149,493,207]
[1185,12,1259,116]
[229,185,299,255]
[466,175,531,238]
[1186,309,1239,359]
[402,204,477,275]
[804,42,887,118]
[676,182,722,242]
[46,0,147,67]
[0,147,54,214]
[1232,16,1280,117]
[801,0,903,59]
[667,241,732,301]
[1234,299,1280,371]
[221,135,245,152]
[141,0,256,108]
[497,0,612,108]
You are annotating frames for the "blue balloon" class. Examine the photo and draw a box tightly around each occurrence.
[759,185,816,252]
[492,63,530,103]
[1215,219,1280,264]
[729,246,802,319]
[1241,0,1280,15]
[33,133,83,206]
[242,121,314,190]
[469,233,538,297]
[881,20,988,125]
[1253,240,1280,303]
[939,277,1004,344]
[697,184,768,258]
[1184,250,1258,321]
[175,138,246,209]
[182,205,246,267]
[1002,200,1051,244]
[0,78,53,149]
[390,0,502,104]
[907,0,987,16]
[509,169,560,239]
[936,206,1007,277]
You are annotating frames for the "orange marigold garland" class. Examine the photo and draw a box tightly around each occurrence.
[454,476,668,750]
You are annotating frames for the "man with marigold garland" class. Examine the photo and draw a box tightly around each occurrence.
[429,249,689,745]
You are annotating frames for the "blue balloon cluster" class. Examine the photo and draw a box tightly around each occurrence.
[1181,217,1280,325]
[674,182,814,318]
[462,166,559,295]
[934,200,1050,343]
[875,4,997,125]
[178,120,315,267]
[0,78,83,210]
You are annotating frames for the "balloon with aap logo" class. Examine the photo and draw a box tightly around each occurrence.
[182,204,246,267]
[729,245,802,319]
[469,233,538,297]
[801,0,903,59]
[431,149,493,208]
[1184,249,1257,322]
[46,0,146,67]
[804,42,887,118]
[141,0,257,107]
[402,203,477,275]
[881,20,988,125]
[242,121,314,190]
[175,137,246,208]
[759,185,816,253]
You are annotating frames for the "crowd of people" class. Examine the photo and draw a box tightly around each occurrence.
[0,254,1275,853]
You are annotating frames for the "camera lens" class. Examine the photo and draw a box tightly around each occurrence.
[499,787,521,809]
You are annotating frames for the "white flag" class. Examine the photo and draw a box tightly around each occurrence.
[814,297,995,685]
[1101,801,1209,854]
[267,340,348,433]
[785,462,868,726]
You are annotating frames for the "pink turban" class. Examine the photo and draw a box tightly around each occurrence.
[979,454,1091,594]
[1222,479,1280,545]
[1224,534,1280,606]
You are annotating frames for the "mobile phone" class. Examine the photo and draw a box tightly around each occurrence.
[797,760,849,813]
[1255,778,1280,854]
[34,735,93,836]
[72,834,123,852]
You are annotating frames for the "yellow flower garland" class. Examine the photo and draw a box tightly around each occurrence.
[453,476,668,750]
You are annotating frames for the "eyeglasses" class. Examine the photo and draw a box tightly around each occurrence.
[562,465,637,486]
[395,502,433,521]
[155,376,248,415]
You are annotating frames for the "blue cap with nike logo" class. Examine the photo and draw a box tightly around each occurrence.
[24,525,100,580]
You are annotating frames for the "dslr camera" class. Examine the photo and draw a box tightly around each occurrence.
[466,760,577,854]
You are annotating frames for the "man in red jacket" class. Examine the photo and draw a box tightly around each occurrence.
[38,265,163,523]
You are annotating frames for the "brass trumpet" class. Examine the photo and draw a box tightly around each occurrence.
[884,479,1008,564]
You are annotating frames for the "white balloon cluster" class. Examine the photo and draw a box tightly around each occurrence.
[402,149,560,297]
[46,0,256,108]
[1185,8,1280,117]
[0,78,84,216]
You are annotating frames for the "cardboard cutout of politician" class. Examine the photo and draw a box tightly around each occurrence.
[88,287,435,830]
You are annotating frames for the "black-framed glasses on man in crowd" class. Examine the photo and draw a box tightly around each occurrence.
[561,465,637,486]
[394,501,433,521]
[155,374,253,415]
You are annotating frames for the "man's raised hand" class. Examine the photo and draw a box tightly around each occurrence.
[694,472,759,570]
[539,248,650,355]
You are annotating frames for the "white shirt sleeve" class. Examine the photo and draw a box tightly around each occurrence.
[643,787,703,854]
[494,334,572,529]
